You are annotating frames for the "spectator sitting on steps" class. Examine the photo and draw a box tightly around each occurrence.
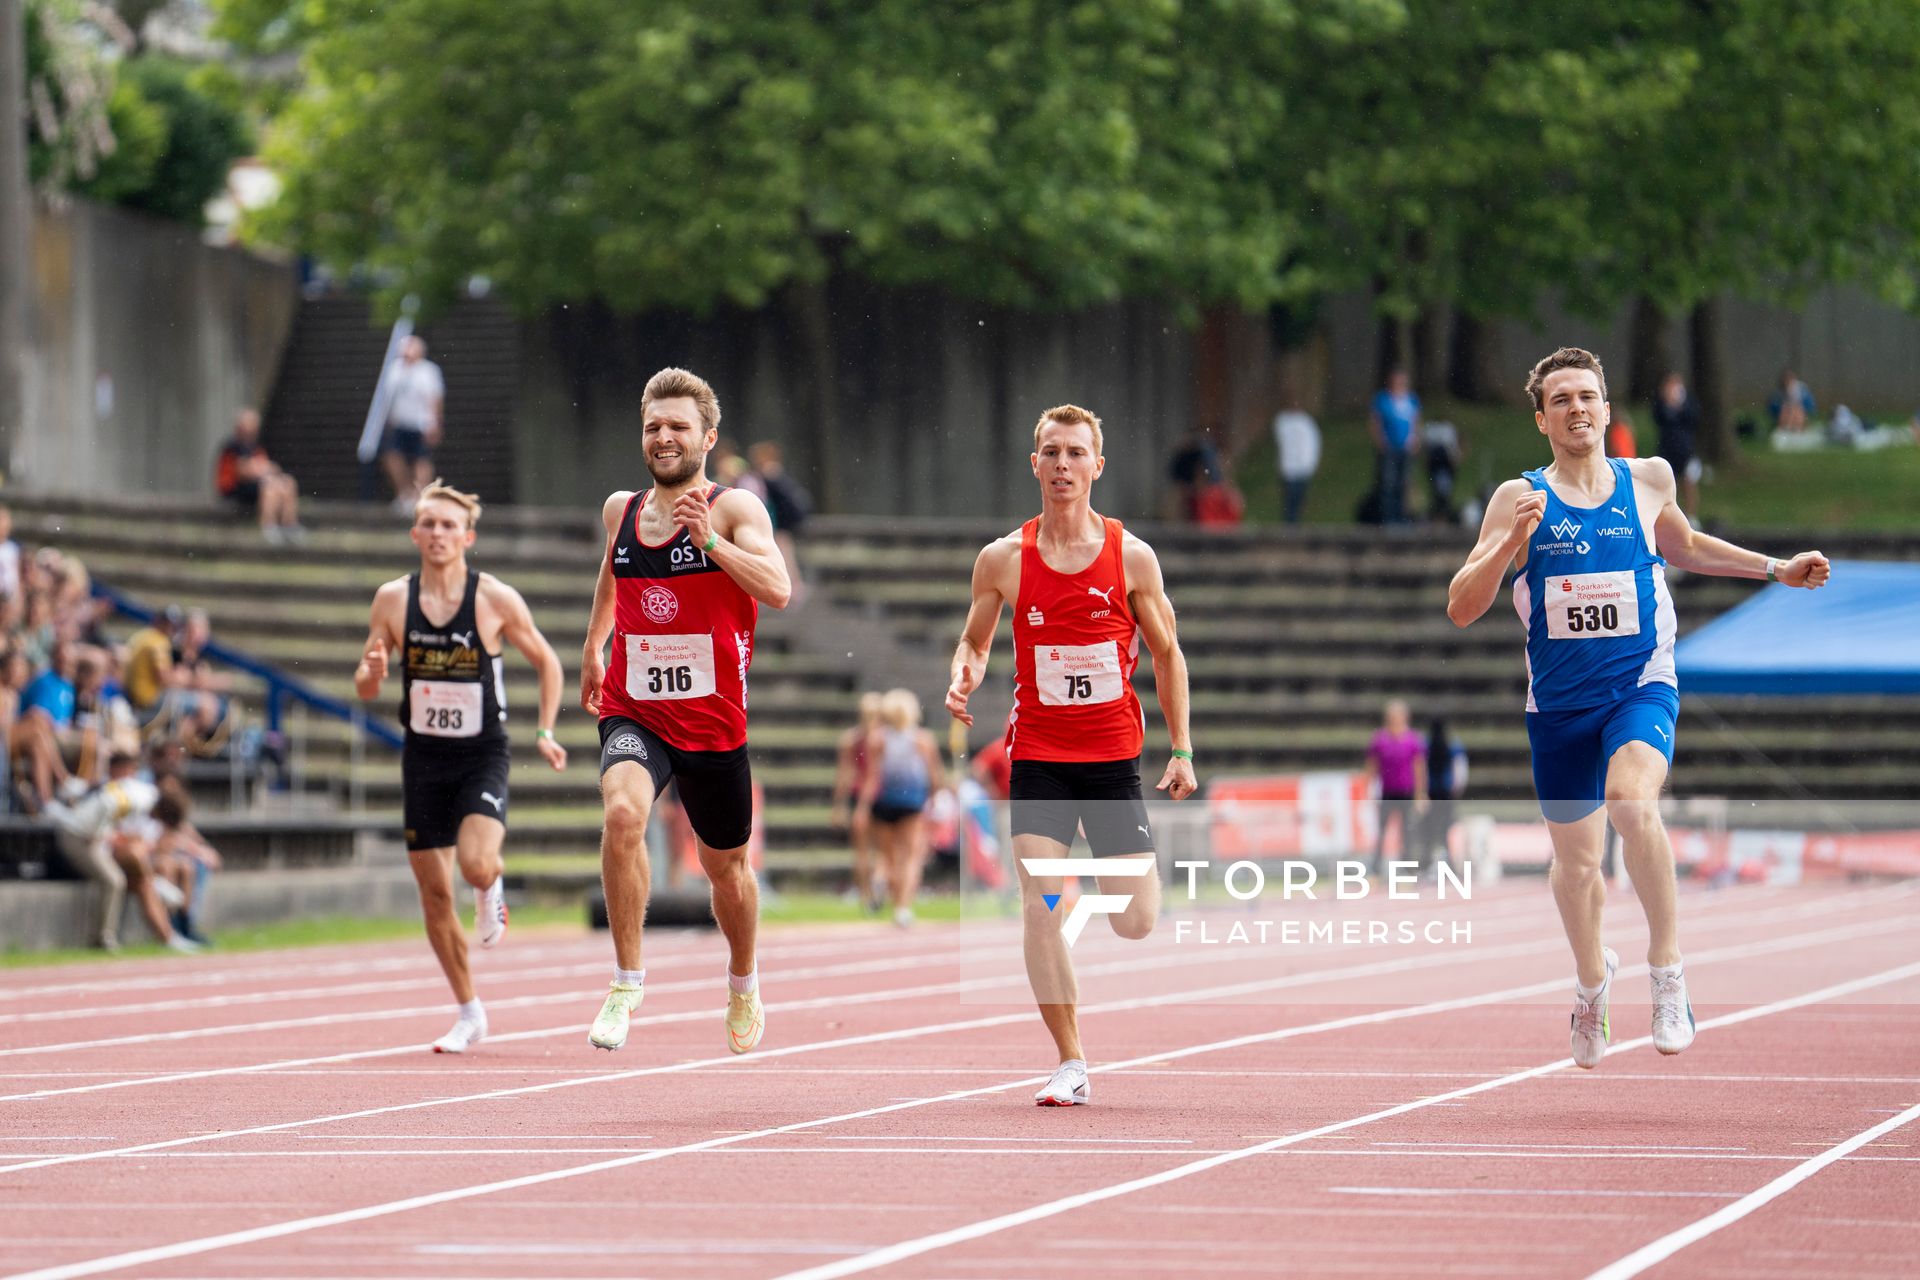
[216,409,306,544]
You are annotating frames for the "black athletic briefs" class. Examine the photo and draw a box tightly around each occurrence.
[403,743,510,851]
[599,715,753,850]
[1008,757,1154,856]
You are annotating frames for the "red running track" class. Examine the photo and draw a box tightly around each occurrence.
[1,878,1917,1279]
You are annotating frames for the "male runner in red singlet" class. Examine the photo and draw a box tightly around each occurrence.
[579,368,791,1054]
[946,404,1197,1106]
[356,481,569,1054]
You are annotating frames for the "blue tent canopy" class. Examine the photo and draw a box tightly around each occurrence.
[1674,560,1920,694]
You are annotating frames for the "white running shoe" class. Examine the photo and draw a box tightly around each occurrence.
[1651,966,1696,1055]
[432,1014,486,1054]
[1034,1061,1091,1107]
[476,877,509,949]
[726,986,765,1055]
[165,933,202,955]
[1570,947,1618,1070]
[588,982,645,1051]
[152,876,187,910]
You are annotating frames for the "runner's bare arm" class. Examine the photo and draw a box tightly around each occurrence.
[488,577,569,770]
[1645,459,1830,586]
[354,582,405,700]
[580,491,630,715]
[1125,536,1196,802]
[1447,479,1543,626]
[681,488,791,609]
[946,539,1014,726]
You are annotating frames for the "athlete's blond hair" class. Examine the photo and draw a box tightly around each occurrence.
[415,479,482,530]
[1033,404,1103,456]
[643,367,722,431]
[879,687,923,731]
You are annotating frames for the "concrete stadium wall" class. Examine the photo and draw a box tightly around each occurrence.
[18,199,299,499]
[511,280,1195,521]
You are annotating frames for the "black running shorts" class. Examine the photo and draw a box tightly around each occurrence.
[403,742,511,852]
[598,715,754,850]
[1008,757,1154,856]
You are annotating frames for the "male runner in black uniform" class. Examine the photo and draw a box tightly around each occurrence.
[357,481,570,1053]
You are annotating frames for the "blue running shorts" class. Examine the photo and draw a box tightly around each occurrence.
[1526,682,1679,824]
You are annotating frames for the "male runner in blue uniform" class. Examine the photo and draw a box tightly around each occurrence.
[1448,348,1829,1069]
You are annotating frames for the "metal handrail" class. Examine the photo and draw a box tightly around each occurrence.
[92,582,404,751]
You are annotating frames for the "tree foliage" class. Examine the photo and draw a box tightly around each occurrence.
[26,2,253,225]
[223,0,1920,350]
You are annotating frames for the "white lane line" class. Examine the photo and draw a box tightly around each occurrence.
[5,933,1913,1278]
[0,924,1583,1173]
[1370,1141,1748,1152]
[1331,1186,1739,1200]
[4,869,1888,1101]
[770,957,1920,1280]
[0,931,953,1025]
[0,900,1901,1178]
[1584,1099,1920,1280]
[0,891,1572,1101]
[0,941,989,1056]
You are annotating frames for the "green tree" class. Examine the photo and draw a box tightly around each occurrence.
[114,58,253,225]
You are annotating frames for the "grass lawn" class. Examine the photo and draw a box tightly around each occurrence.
[1235,401,1920,531]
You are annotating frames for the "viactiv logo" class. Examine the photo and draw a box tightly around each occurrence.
[1020,857,1156,947]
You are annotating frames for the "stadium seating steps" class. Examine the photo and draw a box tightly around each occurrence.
[9,493,1918,892]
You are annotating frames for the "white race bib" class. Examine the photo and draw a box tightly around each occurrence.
[410,681,484,737]
[1034,641,1124,706]
[1544,571,1641,639]
[625,633,717,700]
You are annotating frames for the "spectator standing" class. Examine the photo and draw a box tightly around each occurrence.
[1768,369,1815,435]
[1422,417,1464,522]
[1364,699,1427,874]
[1652,372,1703,517]
[1370,369,1422,524]
[750,441,811,605]
[1419,718,1469,878]
[1606,409,1637,460]
[381,336,446,512]
[1166,430,1224,522]
[216,409,305,543]
[859,688,944,928]
[1273,408,1321,525]
[831,691,885,911]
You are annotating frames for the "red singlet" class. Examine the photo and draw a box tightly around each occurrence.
[599,487,758,751]
[1006,516,1145,762]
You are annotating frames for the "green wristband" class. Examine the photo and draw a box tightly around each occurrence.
[535,728,554,740]
[703,531,720,553]
[1170,748,1193,761]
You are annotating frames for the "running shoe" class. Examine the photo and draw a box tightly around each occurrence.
[1035,1061,1091,1106]
[165,934,203,955]
[1651,966,1696,1055]
[432,1014,486,1054]
[588,982,645,1051]
[476,876,509,949]
[1569,946,1618,1070]
[153,876,186,910]
[725,985,765,1055]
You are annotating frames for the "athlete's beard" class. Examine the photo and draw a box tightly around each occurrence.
[646,446,706,487]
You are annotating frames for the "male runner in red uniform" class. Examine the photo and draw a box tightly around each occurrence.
[946,404,1197,1105]
[356,481,569,1054]
[579,368,791,1054]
